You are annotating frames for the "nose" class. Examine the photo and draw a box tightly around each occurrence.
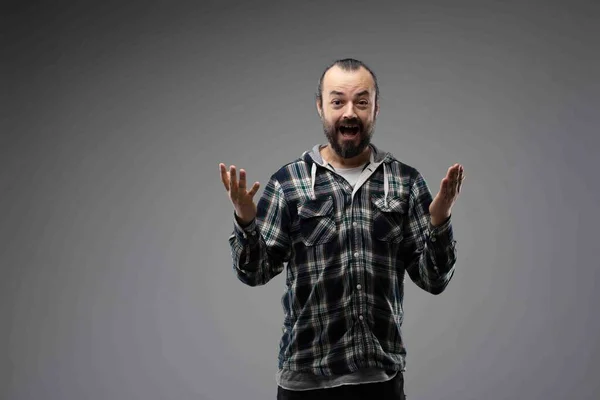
[342,102,357,119]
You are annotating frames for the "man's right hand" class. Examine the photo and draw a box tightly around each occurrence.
[219,163,260,226]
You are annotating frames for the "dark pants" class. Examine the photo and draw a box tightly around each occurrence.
[277,371,406,400]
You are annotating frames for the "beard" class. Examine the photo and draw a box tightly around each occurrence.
[321,115,376,159]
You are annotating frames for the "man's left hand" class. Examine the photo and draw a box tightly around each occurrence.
[429,164,465,226]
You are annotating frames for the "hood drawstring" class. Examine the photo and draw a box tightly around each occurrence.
[383,163,389,208]
[311,162,317,200]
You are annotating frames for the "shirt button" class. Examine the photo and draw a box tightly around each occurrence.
[354,252,359,258]
[353,222,358,227]
[356,284,362,290]
[431,236,436,242]
[359,315,364,321]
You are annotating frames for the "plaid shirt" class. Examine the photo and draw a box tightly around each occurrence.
[228,143,457,376]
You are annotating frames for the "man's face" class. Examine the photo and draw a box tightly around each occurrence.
[317,65,379,159]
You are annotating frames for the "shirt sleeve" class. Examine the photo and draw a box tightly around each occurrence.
[402,171,458,295]
[228,174,292,286]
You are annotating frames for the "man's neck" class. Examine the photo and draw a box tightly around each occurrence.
[321,145,371,169]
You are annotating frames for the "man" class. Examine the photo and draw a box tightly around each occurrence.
[219,58,465,400]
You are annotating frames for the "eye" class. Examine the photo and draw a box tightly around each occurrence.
[331,99,342,106]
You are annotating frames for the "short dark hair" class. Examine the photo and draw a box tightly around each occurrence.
[316,58,380,107]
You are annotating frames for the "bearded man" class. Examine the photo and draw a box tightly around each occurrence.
[220,58,465,400]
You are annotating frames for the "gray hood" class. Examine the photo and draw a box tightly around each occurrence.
[301,143,394,205]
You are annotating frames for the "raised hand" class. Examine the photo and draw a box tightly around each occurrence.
[219,163,261,225]
[429,164,465,226]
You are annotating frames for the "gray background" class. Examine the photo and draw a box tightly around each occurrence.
[2,1,599,399]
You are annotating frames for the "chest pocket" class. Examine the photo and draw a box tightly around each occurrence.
[297,196,337,246]
[371,195,406,243]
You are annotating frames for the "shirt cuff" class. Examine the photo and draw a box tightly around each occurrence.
[427,215,454,248]
[233,212,258,242]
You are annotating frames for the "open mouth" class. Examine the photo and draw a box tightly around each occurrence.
[338,125,360,137]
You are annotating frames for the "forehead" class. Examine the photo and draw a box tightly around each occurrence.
[322,65,375,97]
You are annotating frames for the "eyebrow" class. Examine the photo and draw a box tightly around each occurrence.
[329,90,371,98]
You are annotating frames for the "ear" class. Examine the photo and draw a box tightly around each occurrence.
[375,101,380,117]
[316,99,323,118]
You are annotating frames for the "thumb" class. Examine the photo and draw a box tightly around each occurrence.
[440,177,448,192]
[247,182,260,198]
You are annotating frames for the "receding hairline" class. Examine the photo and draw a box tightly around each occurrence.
[323,64,374,82]
[316,59,380,105]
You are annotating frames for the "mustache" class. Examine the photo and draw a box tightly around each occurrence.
[336,119,363,128]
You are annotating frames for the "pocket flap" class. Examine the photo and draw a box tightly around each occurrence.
[298,196,334,219]
[371,195,406,213]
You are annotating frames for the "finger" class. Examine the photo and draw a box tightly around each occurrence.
[450,165,461,193]
[448,176,457,200]
[219,163,230,191]
[248,182,260,198]
[229,165,238,196]
[447,164,459,180]
[457,165,464,187]
[442,164,462,199]
[239,169,247,191]
[440,178,450,200]
[452,165,460,180]
[454,165,461,187]
[453,175,459,198]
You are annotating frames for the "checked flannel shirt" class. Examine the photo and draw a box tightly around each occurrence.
[228,143,457,377]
